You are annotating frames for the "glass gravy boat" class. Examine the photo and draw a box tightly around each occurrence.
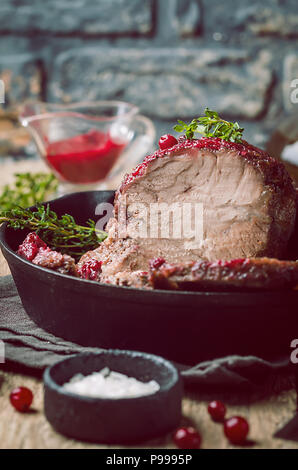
[19,101,156,194]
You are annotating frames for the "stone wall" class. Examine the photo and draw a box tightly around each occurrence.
[0,0,297,150]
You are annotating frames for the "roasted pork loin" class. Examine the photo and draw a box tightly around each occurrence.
[78,137,297,288]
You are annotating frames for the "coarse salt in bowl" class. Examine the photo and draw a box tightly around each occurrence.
[62,367,160,399]
[43,350,182,444]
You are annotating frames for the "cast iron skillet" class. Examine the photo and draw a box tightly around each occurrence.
[0,190,297,365]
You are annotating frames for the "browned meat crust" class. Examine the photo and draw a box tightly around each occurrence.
[149,257,298,291]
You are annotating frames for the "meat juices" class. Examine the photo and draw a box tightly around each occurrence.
[79,137,297,287]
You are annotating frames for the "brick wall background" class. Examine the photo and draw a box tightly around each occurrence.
[0,0,297,153]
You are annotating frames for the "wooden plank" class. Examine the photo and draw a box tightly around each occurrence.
[0,370,297,449]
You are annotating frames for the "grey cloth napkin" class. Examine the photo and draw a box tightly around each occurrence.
[0,275,292,392]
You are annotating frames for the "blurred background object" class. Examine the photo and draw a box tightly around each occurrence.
[0,0,297,181]
[267,113,298,186]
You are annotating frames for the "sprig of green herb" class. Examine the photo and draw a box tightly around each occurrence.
[174,108,244,143]
[0,204,107,259]
[0,172,58,211]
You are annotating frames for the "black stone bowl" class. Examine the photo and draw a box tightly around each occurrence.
[1,190,298,365]
[43,350,182,444]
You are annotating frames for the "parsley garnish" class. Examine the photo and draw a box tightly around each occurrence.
[174,108,244,143]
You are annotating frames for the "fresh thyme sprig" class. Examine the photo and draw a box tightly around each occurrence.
[0,172,107,259]
[0,204,107,259]
[0,172,58,211]
[174,108,244,143]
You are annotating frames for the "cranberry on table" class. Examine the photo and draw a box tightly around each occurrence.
[159,134,178,150]
[207,400,226,422]
[224,416,249,445]
[173,426,201,449]
[10,387,33,412]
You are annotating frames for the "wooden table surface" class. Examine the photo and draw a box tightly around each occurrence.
[0,160,298,449]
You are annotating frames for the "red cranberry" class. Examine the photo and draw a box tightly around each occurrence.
[149,257,166,270]
[17,232,47,261]
[173,426,201,449]
[79,259,102,281]
[224,416,249,445]
[10,387,33,412]
[208,400,226,422]
[159,134,178,150]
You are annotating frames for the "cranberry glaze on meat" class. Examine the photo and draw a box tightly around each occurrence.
[78,136,297,287]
